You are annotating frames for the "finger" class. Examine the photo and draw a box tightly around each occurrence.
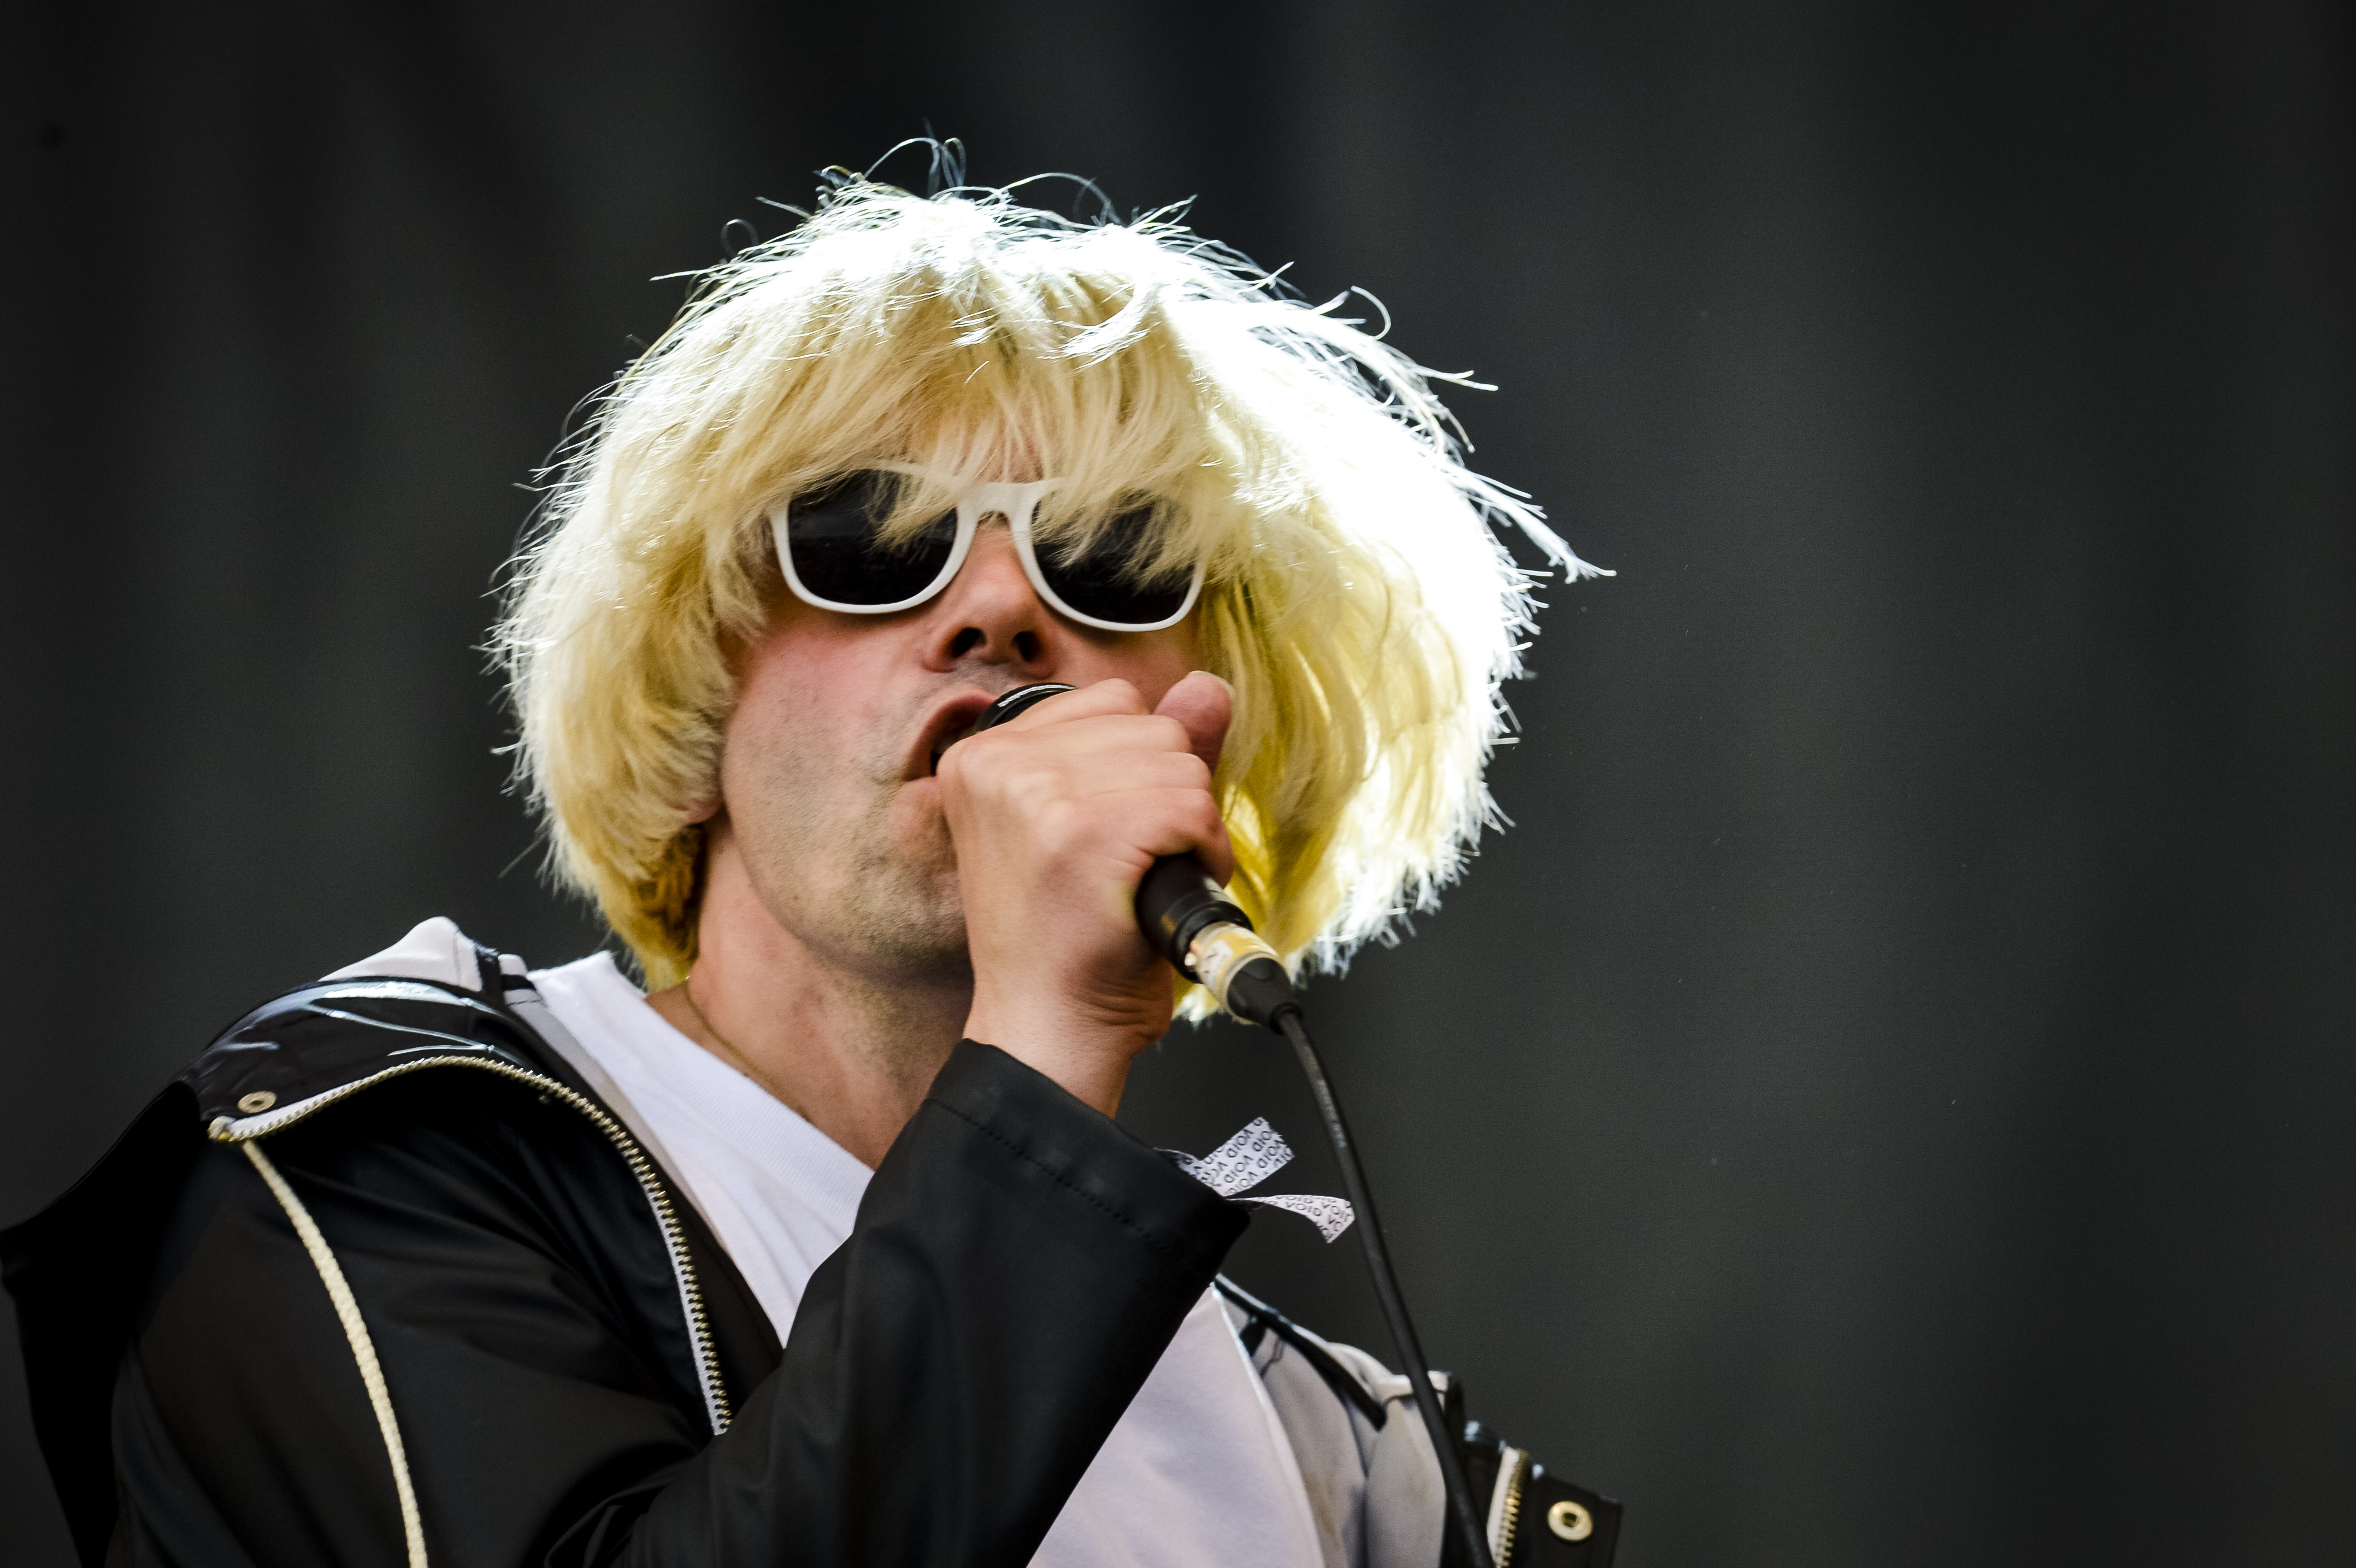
[1118,787,1237,885]
[1053,750,1212,798]
[955,716,1199,793]
[993,712,1195,763]
[1153,671,1233,773]
[998,678,1146,730]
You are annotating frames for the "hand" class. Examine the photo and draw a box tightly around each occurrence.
[939,671,1234,1113]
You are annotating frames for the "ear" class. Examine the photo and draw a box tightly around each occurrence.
[682,796,721,825]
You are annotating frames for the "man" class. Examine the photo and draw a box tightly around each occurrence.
[5,174,1610,1568]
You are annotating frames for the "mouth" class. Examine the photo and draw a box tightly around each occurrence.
[910,688,1000,780]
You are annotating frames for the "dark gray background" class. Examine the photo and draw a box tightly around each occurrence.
[9,2,2351,1564]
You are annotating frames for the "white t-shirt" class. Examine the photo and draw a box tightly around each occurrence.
[529,951,1326,1568]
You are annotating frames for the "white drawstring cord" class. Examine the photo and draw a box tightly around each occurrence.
[242,1140,428,1568]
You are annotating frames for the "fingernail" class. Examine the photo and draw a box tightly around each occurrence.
[1191,669,1235,700]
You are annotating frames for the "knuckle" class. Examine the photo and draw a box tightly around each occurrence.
[1033,797,1086,851]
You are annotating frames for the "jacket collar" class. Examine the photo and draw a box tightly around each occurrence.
[180,937,576,1136]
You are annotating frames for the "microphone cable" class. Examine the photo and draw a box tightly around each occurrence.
[971,684,1497,1568]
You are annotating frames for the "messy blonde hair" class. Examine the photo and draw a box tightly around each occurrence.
[497,173,1604,1004]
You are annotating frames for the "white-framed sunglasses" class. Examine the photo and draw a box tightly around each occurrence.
[767,461,1206,633]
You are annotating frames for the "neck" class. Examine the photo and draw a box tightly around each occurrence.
[644,836,973,1169]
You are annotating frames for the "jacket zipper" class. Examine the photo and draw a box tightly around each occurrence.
[1493,1444,1530,1568]
[209,1053,733,1433]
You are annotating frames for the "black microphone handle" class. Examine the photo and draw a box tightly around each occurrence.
[1133,854,1248,968]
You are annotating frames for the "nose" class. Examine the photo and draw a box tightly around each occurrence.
[920,522,1062,675]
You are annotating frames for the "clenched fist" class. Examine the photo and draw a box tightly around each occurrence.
[940,671,1234,1113]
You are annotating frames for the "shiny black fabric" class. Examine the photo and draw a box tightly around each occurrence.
[7,969,1249,1568]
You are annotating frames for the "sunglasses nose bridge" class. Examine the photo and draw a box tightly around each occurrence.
[966,480,1050,528]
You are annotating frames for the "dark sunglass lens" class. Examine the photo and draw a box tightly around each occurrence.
[1038,506,1194,626]
[785,471,956,606]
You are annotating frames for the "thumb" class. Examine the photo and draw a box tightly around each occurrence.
[1155,670,1233,773]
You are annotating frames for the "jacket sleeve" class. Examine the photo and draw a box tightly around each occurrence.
[114,1040,1247,1568]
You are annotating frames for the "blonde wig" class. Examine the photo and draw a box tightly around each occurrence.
[497,175,1605,1005]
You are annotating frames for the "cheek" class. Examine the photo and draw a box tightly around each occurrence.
[1128,625,1206,708]
[1060,621,1204,705]
[1142,616,1203,669]
[722,623,876,799]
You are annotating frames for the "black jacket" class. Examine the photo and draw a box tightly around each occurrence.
[7,939,1252,1568]
[5,935,1621,1568]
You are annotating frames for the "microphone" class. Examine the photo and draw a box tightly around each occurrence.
[966,683,1301,1027]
